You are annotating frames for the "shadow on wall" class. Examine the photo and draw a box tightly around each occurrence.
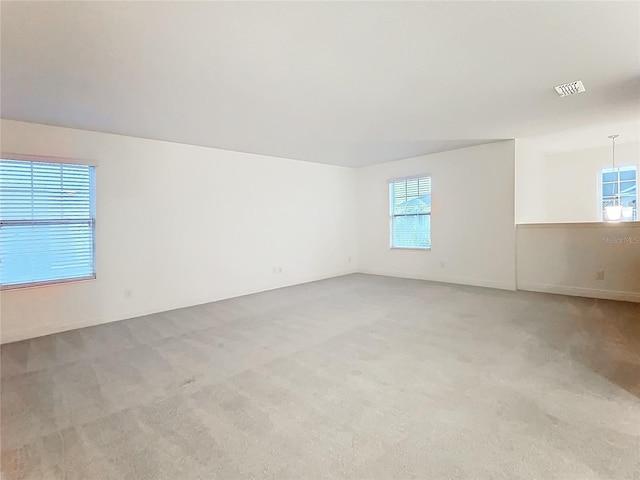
[557,230,640,398]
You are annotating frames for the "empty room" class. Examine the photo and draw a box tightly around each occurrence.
[1,1,639,479]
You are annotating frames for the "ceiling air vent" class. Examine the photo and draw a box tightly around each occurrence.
[554,80,586,97]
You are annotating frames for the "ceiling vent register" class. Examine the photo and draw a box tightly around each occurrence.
[554,80,586,97]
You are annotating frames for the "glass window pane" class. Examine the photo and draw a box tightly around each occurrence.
[392,214,431,249]
[620,168,636,181]
[602,183,616,197]
[619,181,636,195]
[0,223,94,286]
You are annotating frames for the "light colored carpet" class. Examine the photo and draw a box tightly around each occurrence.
[1,274,639,479]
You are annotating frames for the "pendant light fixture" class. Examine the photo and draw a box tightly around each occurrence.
[604,134,623,221]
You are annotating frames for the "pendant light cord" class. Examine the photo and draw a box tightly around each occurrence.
[612,135,616,169]
[608,134,619,202]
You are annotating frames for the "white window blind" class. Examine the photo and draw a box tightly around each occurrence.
[0,159,96,288]
[389,176,431,249]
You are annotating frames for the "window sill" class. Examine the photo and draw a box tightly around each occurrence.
[1,275,96,291]
[390,247,431,251]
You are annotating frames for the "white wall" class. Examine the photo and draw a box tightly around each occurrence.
[4,120,634,343]
[356,140,517,290]
[0,120,357,343]
[515,138,546,224]
[517,223,640,303]
[515,137,640,302]
[516,140,640,224]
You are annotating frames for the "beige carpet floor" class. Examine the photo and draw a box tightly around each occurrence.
[1,274,639,479]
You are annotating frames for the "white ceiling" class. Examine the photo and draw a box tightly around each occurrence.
[526,119,640,155]
[2,1,639,167]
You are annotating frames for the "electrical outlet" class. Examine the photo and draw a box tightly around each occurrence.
[596,270,605,281]
[277,266,283,274]
[125,289,133,299]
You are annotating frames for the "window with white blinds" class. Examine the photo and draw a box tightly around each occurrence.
[0,159,96,288]
[389,176,431,249]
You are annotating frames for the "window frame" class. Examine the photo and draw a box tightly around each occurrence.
[0,153,98,290]
[388,174,432,251]
[599,164,638,222]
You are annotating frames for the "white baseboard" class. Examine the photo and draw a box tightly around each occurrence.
[0,269,358,344]
[10,270,635,344]
[1,312,140,345]
[358,269,517,291]
[517,282,640,303]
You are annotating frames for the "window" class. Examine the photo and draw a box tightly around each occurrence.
[601,165,637,221]
[0,159,96,288]
[389,176,431,249]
